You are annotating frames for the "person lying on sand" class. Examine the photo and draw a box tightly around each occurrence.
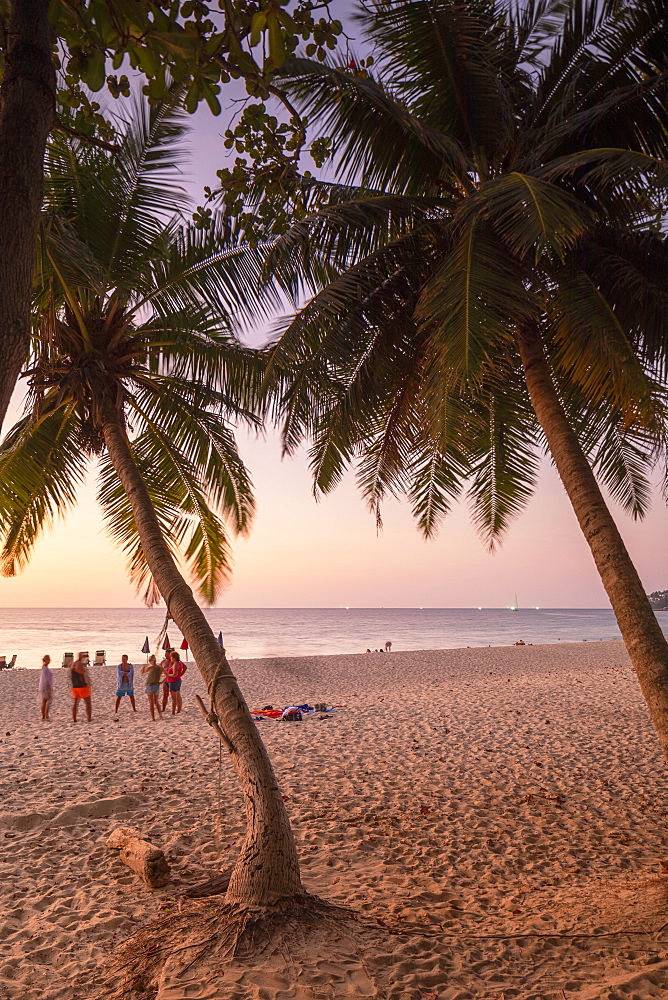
[142,654,163,721]
[38,654,53,720]
[69,652,92,722]
[115,655,137,714]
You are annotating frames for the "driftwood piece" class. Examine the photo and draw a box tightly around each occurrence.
[107,826,171,888]
[183,870,232,898]
[107,825,142,848]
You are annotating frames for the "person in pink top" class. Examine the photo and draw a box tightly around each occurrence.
[160,650,172,713]
[165,649,188,715]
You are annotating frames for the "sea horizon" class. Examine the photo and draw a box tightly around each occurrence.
[2,605,666,668]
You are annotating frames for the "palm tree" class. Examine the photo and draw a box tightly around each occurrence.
[0,97,302,906]
[241,1,668,753]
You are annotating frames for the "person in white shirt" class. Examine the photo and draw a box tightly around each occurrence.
[38,654,54,720]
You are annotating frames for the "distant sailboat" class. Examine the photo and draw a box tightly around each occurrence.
[508,593,518,611]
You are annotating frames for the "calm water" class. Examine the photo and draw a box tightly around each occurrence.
[2,607,667,669]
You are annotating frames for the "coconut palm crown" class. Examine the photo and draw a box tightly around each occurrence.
[240,0,668,542]
[0,95,259,605]
[223,0,668,757]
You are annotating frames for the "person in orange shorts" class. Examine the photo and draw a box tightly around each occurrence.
[69,652,92,722]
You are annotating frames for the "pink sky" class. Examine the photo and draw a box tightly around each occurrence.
[0,411,666,607]
[0,103,666,608]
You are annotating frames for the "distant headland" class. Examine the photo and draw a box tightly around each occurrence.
[649,591,668,610]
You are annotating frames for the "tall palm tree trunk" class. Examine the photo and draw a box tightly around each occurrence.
[101,413,302,906]
[0,0,55,429]
[517,325,668,757]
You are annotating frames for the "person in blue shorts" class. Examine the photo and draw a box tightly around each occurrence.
[141,654,164,721]
[115,654,137,714]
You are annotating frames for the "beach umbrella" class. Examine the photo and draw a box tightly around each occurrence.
[162,633,172,650]
[142,636,150,662]
[217,631,224,647]
[180,638,188,650]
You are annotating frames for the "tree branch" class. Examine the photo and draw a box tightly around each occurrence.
[53,120,121,153]
[195,693,236,754]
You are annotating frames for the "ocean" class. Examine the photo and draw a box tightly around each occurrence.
[1,606,667,669]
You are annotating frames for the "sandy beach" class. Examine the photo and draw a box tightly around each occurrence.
[1,640,668,999]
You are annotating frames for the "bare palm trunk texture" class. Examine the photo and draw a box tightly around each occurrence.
[518,325,668,758]
[102,415,302,906]
[0,0,55,429]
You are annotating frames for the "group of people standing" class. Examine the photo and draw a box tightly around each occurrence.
[38,649,188,722]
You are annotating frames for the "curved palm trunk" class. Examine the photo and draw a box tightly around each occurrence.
[101,414,302,906]
[0,0,55,429]
[517,325,668,758]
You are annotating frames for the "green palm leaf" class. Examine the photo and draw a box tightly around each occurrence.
[466,380,541,548]
[407,390,471,538]
[468,171,590,261]
[281,55,470,192]
[3,93,265,607]
[232,0,668,563]
[0,406,86,576]
[545,260,664,432]
[415,221,533,386]
[349,0,516,161]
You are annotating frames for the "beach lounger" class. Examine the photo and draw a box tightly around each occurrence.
[62,652,74,667]
[93,650,106,666]
[7,655,16,669]
[0,656,5,669]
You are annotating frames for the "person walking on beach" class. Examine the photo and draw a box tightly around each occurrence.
[385,641,392,652]
[115,654,137,713]
[165,649,187,715]
[69,652,92,722]
[38,654,54,720]
[142,654,163,721]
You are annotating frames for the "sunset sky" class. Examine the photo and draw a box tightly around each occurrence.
[1,97,666,609]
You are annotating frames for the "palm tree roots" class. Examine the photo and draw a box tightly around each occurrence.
[105,891,357,1000]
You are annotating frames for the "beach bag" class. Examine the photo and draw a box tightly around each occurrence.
[281,707,302,722]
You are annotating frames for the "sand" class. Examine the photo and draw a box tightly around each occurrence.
[1,640,668,1000]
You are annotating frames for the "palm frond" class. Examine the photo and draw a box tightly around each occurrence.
[545,259,665,433]
[0,406,86,576]
[592,423,655,519]
[281,55,471,193]
[415,221,534,386]
[539,146,668,196]
[96,448,185,606]
[137,220,282,334]
[131,384,256,534]
[123,396,246,604]
[468,171,590,262]
[506,0,574,71]
[262,195,447,305]
[466,379,541,548]
[350,0,517,162]
[532,0,668,161]
[574,227,668,380]
[407,389,471,538]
